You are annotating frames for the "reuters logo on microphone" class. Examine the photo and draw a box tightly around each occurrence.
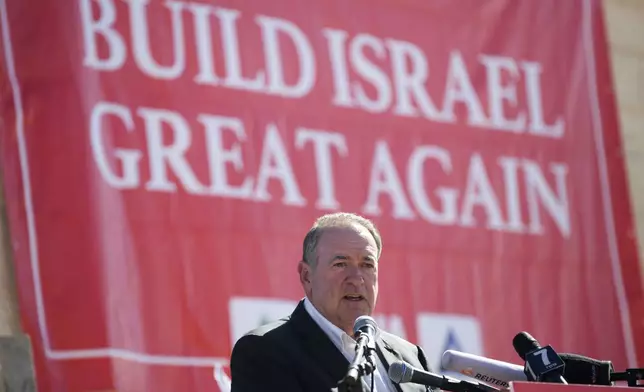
[460,367,475,377]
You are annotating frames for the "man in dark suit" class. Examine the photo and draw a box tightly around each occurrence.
[230,212,433,391]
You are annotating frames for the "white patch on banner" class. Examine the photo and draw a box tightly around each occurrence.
[228,297,298,346]
[373,313,408,340]
[416,313,484,377]
[213,362,231,392]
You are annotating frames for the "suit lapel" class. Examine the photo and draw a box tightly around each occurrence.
[289,300,351,386]
[288,300,428,391]
[376,336,428,392]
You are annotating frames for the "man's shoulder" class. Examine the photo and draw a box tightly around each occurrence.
[231,300,310,357]
[234,315,293,346]
[380,330,419,351]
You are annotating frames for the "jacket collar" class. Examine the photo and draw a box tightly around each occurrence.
[288,299,428,392]
[289,299,350,385]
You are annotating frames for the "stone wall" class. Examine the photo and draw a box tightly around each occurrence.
[604,0,644,276]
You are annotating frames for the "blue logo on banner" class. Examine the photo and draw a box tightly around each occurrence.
[438,328,464,372]
[442,328,463,353]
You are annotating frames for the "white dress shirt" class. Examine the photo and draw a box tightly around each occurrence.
[303,297,396,392]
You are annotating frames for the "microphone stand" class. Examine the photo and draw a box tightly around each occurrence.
[338,331,377,392]
[611,368,644,387]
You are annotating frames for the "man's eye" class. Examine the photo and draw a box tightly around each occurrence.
[333,261,347,267]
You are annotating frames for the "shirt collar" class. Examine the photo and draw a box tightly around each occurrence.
[302,297,378,353]
[303,297,356,351]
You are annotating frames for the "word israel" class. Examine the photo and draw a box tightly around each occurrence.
[89,101,571,237]
[80,0,564,138]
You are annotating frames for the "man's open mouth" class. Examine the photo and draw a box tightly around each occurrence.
[343,294,364,301]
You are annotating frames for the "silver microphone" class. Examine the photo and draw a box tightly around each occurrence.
[441,350,527,388]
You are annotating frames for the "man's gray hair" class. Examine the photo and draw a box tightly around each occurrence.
[301,212,382,268]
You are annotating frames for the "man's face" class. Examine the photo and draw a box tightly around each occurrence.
[298,223,379,335]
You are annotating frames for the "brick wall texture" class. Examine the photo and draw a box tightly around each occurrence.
[604,0,644,276]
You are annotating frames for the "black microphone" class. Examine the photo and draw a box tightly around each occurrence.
[513,332,567,384]
[558,353,613,385]
[338,316,378,391]
[560,353,644,387]
[559,353,644,387]
[388,360,501,392]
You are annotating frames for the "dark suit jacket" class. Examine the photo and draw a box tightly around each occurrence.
[230,299,434,392]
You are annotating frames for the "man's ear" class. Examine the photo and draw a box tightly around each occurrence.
[298,261,311,285]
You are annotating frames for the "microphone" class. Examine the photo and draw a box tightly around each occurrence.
[353,315,378,341]
[513,332,567,384]
[388,360,501,392]
[558,353,642,387]
[338,316,378,391]
[442,349,620,387]
[558,353,613,385]
[441,350,526,389]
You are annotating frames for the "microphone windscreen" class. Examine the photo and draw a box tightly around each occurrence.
[512,332,540,360]
[560,353,613,386]
[353,315,378,336]
[388,361,412,383]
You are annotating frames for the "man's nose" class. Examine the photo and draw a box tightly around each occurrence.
[345,265,364,282]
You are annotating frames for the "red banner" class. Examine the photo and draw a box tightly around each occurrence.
[1,0,642,391]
